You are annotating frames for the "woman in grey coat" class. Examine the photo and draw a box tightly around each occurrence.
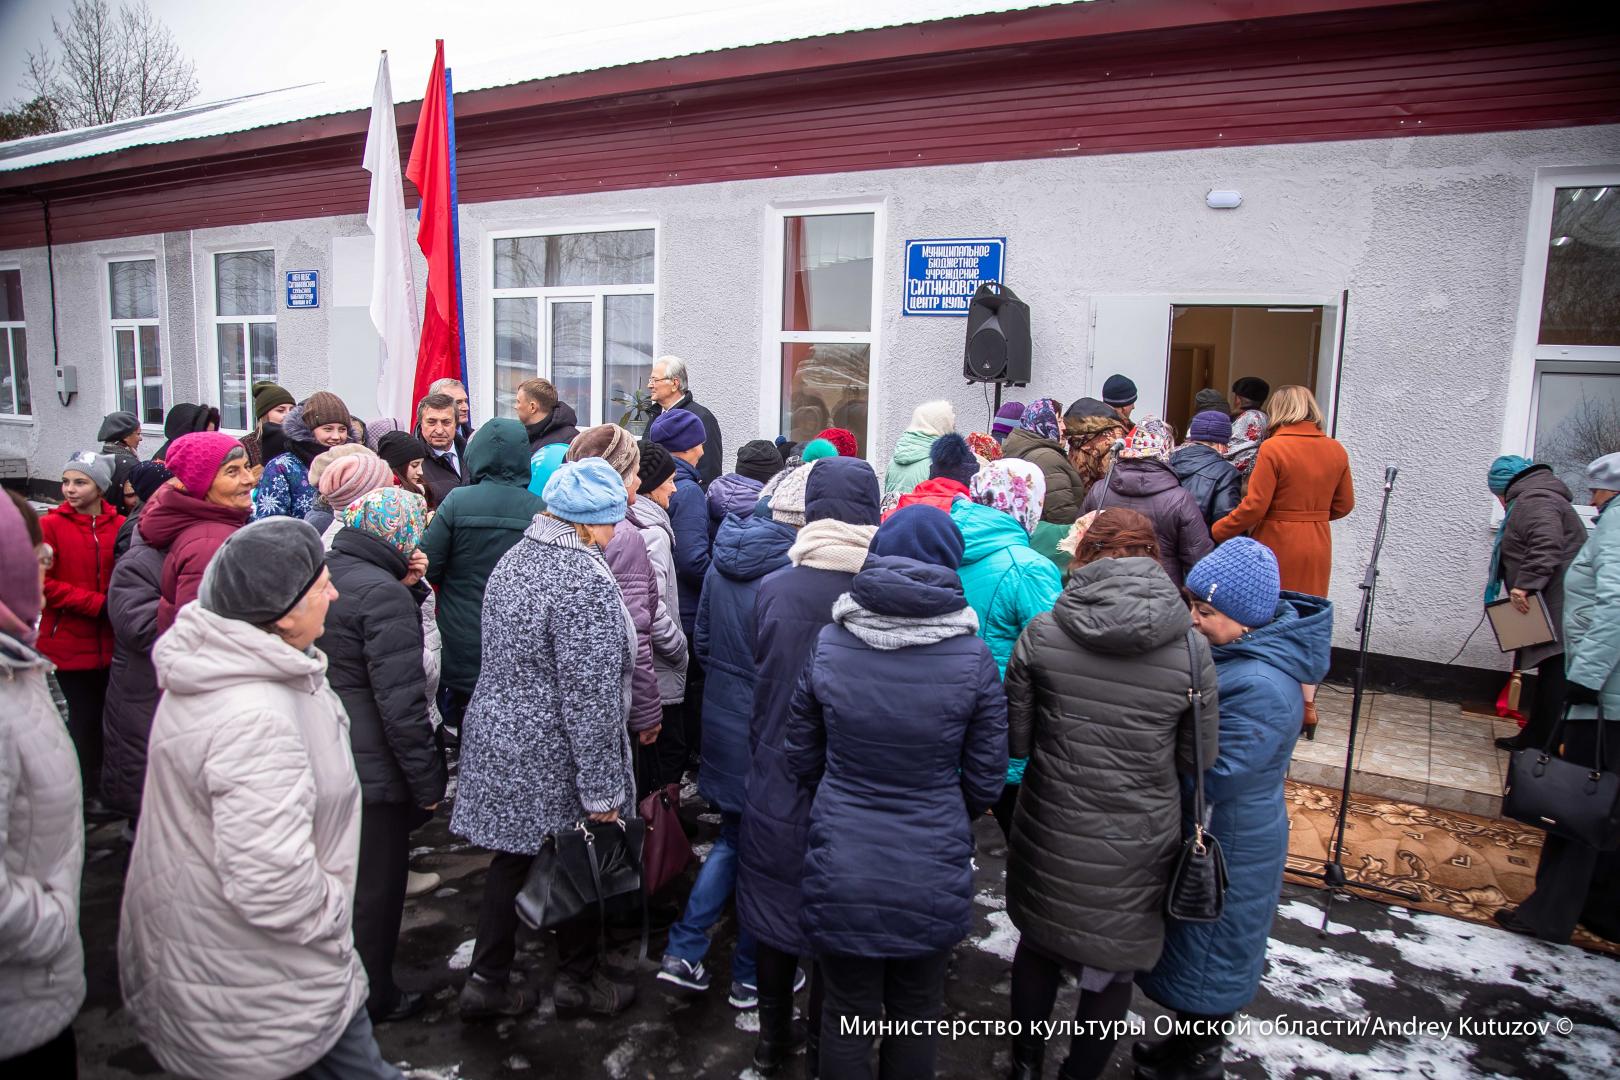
[1002,508,1218,1080]
[451,458,639,1023]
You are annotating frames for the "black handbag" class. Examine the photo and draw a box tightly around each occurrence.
[515,818,649,954]
[1503,704,1620,851]
[1166,629,1229,923]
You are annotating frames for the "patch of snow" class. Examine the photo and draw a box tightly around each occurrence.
[735,1009,761,1032]
[972,910,1020,962]
[504,1055,531,1071]
[435,887,460,897]
[974,889,1006,911]
[1273,899,1355,935]
[1261,937,1391,1014]
[698,812,722,825]
[449,938,475,970]
[693,842,714,861]
[1228,1029,1512,1079]
[410,846,434,857]
[401,1067,464,1080]
[1520,1022,1620,1078]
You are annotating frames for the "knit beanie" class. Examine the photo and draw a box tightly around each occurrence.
[165,432,245,497]
[1187,410,1234,445]
[543,458,628,525]
[1102,374,1138,407]
[800,438,838,464]
[528,443,570,500]
[63,451,114,494]
[301,391,352,432]
[804,456,881,526]
[1193,388,1228,414]
[1589,451,1620,492]
[318,450,394,510]
[928,433,980,487]
[1186,538,1281,629]
[768,462,815,527]
[908,400,956,437]
[364,416,404,451]
[377,431,430,474]
[0,492,42,645]
[868,504,965,570]
[342,487,428,557]
[97,410,140,442]
[991,401,1025,440]
[199,517,327,627]
[813,428,859,458]
[308,443,373,490]
[253,381,296,423]
[636,441,677,494]
[736,439,785,484]
[1232,377,1270,406]
[649,409,704,452]
[1488,454,1534,496]
[567,424,641,488]
[1120,416,1175,462]
[129,460,174,502]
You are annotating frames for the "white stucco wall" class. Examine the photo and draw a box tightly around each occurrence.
[3,123,1619,669]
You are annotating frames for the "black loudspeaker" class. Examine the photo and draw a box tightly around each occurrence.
[963,281,1031,385]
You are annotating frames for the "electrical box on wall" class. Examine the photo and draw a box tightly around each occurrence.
[55,365,77,395]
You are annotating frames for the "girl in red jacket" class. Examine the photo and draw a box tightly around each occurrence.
[39,451,125,809]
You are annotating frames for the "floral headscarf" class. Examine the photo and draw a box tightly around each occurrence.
[1119,415,1176,462]
[965,432,1003,463]
[342,487,428,557]
[969,458,1047,536]
[1018,398,1065,442]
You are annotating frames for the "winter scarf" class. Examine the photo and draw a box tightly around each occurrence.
[343,487,428,557]
[970,459,1046,537]
[832,593,980,650]
[1019,397,1065,442]
[789,520,876,573]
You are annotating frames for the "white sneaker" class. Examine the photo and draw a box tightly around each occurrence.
[405,870,441,898]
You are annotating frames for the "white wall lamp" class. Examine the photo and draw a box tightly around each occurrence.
[1206,190,1243,209]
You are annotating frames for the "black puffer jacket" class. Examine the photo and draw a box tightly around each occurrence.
[1079,458,1213,588]
[102,529,165,818]
[319,527,446,807]
[1170,444,1241,529]
[1497,464,1587,670]
[1003,556,1218,973]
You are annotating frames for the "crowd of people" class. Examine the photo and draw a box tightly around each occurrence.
[1,355,1616,1080]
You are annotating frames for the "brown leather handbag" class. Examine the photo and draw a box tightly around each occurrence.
[638,782,693,896]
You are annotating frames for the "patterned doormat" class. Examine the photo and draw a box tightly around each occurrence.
[1282,779,1618,955]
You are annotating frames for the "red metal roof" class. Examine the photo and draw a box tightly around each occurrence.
[1,0,1616,248]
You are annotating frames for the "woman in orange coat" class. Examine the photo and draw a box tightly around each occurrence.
[1211,385,1353,738]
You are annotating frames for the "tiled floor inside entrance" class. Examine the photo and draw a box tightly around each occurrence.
[1288,686,1515,817]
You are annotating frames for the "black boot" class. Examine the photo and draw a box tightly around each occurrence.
[1008,1033,1046,1079]
[1132,1037,1187,1068]
[1134,1038,1225,1080]
[752,994,807,1075]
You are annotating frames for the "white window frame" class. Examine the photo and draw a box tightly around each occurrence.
[1498,165,1620,519]
[207,245,278,435]
[0,264,26,420]
[482,221,659,427]
[760,200,887,460]
[102,254,165,431]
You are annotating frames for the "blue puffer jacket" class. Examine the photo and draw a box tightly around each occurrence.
[707,473,763,542]
[1139,591,1332,1014]
[786,555,1007,957]
[669,457,711,637]
[695,511,797,813]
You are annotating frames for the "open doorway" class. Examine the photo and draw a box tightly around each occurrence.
[1166,305,1324,436]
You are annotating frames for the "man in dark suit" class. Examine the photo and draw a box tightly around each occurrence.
[646,355,722,489]
[415,392,467,508]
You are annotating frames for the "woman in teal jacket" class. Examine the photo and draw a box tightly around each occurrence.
[882,399,955,496]
[951,459,1061,840]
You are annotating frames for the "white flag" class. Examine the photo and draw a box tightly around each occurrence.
[364,52,420,423]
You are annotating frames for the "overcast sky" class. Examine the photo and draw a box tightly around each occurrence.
[0,0,769,106]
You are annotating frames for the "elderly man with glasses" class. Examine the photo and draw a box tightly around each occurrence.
[647,356,723,490]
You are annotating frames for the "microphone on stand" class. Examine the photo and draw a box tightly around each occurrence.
[1384,465,1398,490]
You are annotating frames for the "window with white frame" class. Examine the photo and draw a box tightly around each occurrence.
[109,259,163,425]
[769,209,878,455]
[489,227,655,425]
[1525,179,1620,506]
[0,268,28,417]
[213,249,278,430]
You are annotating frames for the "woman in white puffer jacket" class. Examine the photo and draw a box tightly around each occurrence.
[118,517,401,1080]
[0,490,86,1075]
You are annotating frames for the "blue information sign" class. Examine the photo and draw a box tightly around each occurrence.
[902,237,1006,316]
[285,269,319,309]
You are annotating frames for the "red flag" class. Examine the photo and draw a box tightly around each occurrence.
[405,40,461,411]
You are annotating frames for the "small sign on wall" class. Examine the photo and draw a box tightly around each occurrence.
[902,238,1006,316]
[285,269,320,309]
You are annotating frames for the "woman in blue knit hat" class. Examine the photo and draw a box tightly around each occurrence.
[1135,538,1332,1079]
[451,458,640,1023]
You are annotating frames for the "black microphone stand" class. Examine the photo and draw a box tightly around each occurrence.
[1290,465,1420,933]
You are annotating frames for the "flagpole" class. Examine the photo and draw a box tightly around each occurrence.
[444,64,471,403]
